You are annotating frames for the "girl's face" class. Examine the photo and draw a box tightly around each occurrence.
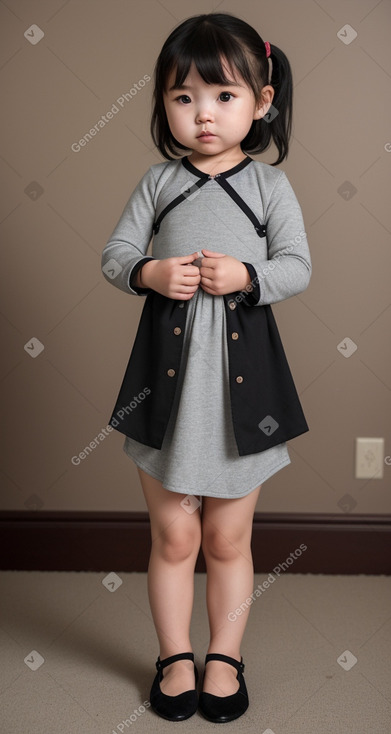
[163,59,273,164]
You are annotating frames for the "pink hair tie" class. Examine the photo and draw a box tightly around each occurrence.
[265,41,271,58]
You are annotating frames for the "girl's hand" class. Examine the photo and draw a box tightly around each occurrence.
[199,249,251,296]
[140,252,201,300]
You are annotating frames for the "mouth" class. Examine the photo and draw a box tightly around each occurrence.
[197,131,215,138]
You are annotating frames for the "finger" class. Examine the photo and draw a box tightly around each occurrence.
[199,282,214,294]
[199,260,215,271]
[201,249,225,257]
[183,271,201,281]
[177,252,203,264]
[183,264,202,275]
[200,261,218,275]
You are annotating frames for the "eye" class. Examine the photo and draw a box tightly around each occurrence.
[219,92,234,102]
[175,95,191,104]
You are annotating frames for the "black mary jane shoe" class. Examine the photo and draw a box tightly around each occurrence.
[149,651,199,721]
[198,653,249,723]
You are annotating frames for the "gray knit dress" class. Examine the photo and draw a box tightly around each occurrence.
[102,156,311,499]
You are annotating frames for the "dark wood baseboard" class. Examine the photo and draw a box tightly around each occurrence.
[0,511,390,574]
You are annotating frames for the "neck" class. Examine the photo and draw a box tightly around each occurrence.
[187,148,247,176]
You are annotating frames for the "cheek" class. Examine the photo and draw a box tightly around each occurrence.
[229,107,251,127]
[236,104,256,129]
[166,106,185,129]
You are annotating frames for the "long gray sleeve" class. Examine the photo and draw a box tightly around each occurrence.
[240,170,311,307]
[101,166,160,297]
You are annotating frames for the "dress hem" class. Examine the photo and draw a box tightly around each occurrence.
[123,443,291,499]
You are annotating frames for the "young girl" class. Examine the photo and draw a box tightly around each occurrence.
[102,12,311,724]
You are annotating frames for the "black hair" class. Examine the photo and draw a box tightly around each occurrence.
[150,13,293,166]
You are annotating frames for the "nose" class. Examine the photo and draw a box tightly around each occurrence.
[195,106,214,124]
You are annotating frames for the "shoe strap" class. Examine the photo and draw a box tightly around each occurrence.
[204,653,244,673]
[155,651,194,672]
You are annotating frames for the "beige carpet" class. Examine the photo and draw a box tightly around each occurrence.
[0,571,390,733]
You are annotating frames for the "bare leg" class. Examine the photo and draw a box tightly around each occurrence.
[200,484,262,696]
[137,467,202,695]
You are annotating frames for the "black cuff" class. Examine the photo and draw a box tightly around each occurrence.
[240,262,260,306]
[129,257,155,294]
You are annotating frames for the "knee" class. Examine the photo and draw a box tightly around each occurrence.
[156,526,201,564]
[201,527,249,562]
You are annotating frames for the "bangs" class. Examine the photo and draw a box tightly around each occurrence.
[164,22,258,92]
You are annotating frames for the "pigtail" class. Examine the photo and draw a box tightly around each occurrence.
[267,43,293,165]
[239,40,293,165]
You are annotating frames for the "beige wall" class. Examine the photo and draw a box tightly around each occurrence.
[0,0,390,514]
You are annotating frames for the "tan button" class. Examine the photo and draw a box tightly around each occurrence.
[228,301,236,310]
[231,332,239,340]
[167,369,176,377]
[174,327,181,335]
[236,375,243,383]
[178,302,185,308]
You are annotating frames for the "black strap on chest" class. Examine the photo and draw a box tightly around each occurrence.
[152,157,266,238]
[152,178,210,234]
[215,176,266,238]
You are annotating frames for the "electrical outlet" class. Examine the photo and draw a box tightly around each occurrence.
[355,438,384,479]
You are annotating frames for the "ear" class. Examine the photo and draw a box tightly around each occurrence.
[253,85,275,120]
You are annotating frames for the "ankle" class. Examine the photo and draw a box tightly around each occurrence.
[165,659,195,672]
[207,648,241,661]
[159,649,193,662]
